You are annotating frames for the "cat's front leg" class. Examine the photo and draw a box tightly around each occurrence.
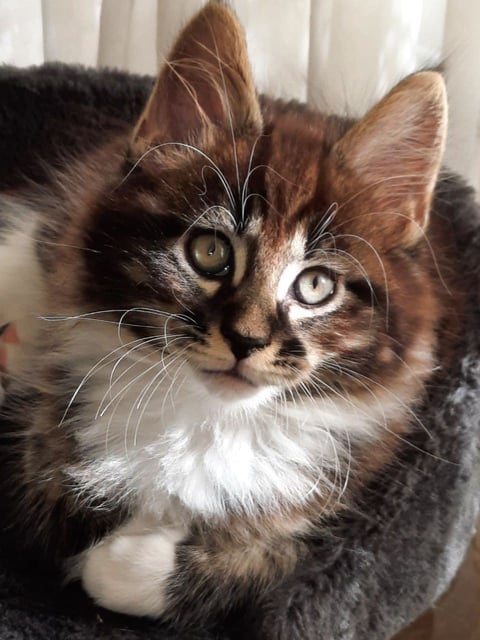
[79,516,185,617]
[79,514,304,625]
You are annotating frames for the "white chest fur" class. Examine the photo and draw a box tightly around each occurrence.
[66,324,393,520]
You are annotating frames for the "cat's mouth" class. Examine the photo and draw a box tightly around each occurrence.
[203,366,256,387]
[200,366,261,400]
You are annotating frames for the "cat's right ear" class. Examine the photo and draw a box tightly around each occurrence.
[329,72,447,250]
[131,3,262,150]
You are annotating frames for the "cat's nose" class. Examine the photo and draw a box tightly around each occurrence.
[222,329,270,360]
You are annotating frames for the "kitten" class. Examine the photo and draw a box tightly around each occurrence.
[0,2,464,629]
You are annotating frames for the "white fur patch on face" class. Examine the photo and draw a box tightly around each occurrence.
[79,515,185,618]
[276,262,303,302]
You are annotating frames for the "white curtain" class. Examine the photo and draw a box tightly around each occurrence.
[1,0,479,189]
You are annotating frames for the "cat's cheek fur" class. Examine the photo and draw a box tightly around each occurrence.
[79,518,185,617]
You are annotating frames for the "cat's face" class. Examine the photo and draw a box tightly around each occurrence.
[84,127,358,407]
[50,4,446,410]
[77,110,439,411]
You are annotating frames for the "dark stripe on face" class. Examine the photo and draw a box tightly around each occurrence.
[82,207,187,303]
[84,206,185,278]
[347,280,386,308]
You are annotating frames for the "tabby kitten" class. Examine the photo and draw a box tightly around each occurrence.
[0,2,463,628]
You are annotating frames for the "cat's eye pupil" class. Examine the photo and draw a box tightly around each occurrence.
[188,233,231,277]
[294,268,335,305]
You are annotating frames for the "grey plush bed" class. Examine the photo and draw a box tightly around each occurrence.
[0,63,478,640]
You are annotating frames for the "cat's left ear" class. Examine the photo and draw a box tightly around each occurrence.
[330,72,447,250]
[132,3,262,149]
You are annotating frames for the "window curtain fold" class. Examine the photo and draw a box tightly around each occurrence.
[0,0,479,188]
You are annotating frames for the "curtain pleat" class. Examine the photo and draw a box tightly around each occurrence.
[308,0,443,115]
[0,0,44,66]
[443,0,480,188]
[229,0,311,102]
[41,0,101,66]
[0,0,479,188]
[99,0,157,74]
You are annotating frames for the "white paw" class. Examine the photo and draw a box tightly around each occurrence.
[80,526,184,617]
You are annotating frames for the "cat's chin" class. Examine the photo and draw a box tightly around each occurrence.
[198,368,275,406]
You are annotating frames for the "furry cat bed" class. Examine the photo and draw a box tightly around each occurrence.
[0,63,479,640]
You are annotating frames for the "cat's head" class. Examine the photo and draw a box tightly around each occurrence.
[52,4,447,411]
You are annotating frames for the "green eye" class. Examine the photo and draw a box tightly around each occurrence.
[188,233,232,277]
[294,268,335,305]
